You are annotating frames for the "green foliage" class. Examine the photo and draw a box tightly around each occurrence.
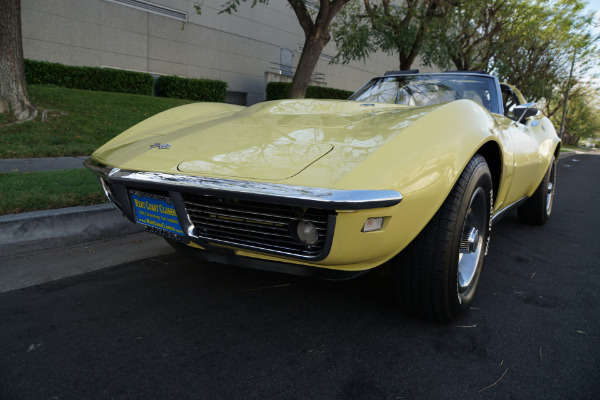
[330,1,378,64]
[24,59,229,102]
[331,0,599,105]
[492,0,598,103]
[550,84,600,143]
[423,0,509,71]
[155,75,227,102]
[331,0,449,69]
[0,169,107,215]
[266,82,353,101]
[24,59,154,95]
[0,86,192,158]
[306,86,354,100]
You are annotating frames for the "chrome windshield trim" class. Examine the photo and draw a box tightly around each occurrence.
[84,159,402,210]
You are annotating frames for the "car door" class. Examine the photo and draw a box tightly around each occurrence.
[497,84,549,206]
[502,119,545,204]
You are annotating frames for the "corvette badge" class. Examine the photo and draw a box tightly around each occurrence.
[150,143,171,150]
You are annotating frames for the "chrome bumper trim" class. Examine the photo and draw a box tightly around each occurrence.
[85,159,402,210]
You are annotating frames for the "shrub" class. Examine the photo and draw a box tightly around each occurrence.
[24,59,153,95]
[265,82,291,101]
[266,82,354,101]
[155,75,227,102]
[306,85,354,100]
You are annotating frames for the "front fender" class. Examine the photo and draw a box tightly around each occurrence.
[325,100,501,267]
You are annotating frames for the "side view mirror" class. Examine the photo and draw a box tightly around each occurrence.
[513,103,538,124]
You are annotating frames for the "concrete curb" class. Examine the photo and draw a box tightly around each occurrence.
[0,204,143,256]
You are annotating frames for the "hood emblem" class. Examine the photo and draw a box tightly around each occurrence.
[150,143,171,150]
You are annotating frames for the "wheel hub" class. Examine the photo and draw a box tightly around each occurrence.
[460,227,480,254]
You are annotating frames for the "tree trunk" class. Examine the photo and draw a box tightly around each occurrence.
[288,35,329,99]
[286,0,350,99]
[0,0,37,121]
[399,53,418,70]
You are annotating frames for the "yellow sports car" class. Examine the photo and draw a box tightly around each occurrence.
[85,71,560,322]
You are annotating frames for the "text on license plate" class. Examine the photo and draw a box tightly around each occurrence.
[130,191,185,237]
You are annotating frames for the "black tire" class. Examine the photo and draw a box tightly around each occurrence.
[517,156,557,225]
[392,154,493,323]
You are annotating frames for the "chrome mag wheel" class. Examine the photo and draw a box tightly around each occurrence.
[458,187,487,295]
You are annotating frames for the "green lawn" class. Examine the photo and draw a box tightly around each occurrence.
[0,85,193,158]
[560,145,580,152]
[0,169,107,215]
[0,86,194,214]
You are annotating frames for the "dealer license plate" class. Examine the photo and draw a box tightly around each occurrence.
[130,191,186,241]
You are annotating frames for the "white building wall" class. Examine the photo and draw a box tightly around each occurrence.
[20,0,432,105]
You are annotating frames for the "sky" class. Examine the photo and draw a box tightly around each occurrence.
[587,0,600,31]
[583,0,600,81]
[587,0,600,13]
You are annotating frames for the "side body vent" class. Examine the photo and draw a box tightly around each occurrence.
[104,0,188,21]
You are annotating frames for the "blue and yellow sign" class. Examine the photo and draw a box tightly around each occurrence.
[131,191,184,237]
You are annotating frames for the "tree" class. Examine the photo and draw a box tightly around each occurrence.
[0,0,37,121]
[425,0,509,72]
[203,0,351,99]
[492,0,597,103]
[331,0,452,70]
[549,83,600,145]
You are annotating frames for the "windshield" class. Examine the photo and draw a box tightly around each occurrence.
[349,74,501,114]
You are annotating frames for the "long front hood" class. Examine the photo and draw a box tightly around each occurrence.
[93,99,436,182]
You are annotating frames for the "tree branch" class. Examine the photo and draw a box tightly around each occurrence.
[287,0,314,37]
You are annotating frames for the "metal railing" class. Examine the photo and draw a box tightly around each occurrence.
[267,62,325,83]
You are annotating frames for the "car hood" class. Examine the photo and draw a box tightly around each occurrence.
[94,99,438,182]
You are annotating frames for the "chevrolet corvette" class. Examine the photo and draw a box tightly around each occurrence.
[85,71,560,322]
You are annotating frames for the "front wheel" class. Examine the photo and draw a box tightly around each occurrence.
[392,154,493,323]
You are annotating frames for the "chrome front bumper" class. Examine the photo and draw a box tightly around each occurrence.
[85,159,402,210]
[85,158,402,261]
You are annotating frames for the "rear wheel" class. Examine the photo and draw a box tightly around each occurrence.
[392,154,493,323]
[518,156,557,225]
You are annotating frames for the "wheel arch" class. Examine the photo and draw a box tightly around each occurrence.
[554,142,562,158]
[476,141,502,204]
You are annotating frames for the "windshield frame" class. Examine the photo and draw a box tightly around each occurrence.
[348,73,504,115]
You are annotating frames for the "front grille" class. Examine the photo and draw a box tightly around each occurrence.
[182,194,334,259]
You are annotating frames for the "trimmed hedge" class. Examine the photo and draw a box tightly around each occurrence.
[155,75,227,102]
[266,82,354,101]
[24,59,228,102]
[25,59,154,95]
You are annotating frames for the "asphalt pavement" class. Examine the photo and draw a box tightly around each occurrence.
[0,151,598,399]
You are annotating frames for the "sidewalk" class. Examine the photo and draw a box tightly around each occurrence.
[0,156,148,256]
[0,156,89,173]
[0,156,127,257]
[1,156,173,293]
